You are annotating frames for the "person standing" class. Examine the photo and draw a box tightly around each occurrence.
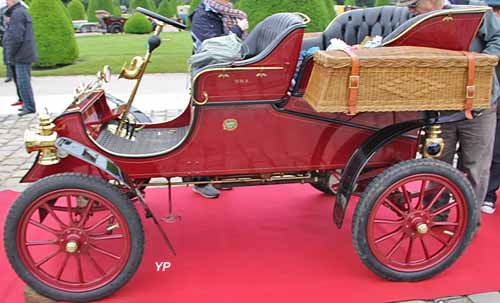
[1,5,13,82]
[190,0,248,51]
[482,0,500,215]
[188,0,248,198]
[3,0,37,116]
[401,0,500,217]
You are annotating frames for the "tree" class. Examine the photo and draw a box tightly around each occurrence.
[29,0,79,67]
[124,12,153,33]
[374,0,390,5]
[68,0,87,20]
[158,0,178,18]
[238,0,331,32]
[129,0,154,12]
[87,0,114,21]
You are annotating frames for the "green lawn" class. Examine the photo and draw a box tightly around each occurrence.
[0,32,192,77]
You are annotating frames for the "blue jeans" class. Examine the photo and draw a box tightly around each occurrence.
[12,63,36,112]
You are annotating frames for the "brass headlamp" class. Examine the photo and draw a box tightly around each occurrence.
[24,114,60,165]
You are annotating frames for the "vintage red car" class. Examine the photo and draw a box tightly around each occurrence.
[2,6,492,302]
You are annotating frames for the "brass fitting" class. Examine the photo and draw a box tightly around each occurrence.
[24,114,60,165]
[421,125,445,159]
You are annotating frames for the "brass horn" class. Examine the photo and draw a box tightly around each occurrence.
[119,56,145,80]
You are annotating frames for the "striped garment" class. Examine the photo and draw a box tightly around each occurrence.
[203,0,247,35]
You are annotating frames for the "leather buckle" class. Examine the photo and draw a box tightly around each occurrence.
[466,85,475,99]
[349,76,360,89]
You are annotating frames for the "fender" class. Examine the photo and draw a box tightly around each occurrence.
[333,111,473,228]
[55,137,134,189]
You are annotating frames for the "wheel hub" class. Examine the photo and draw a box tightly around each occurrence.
[66,241,79,253]
[404,211,431,235]
[416,223,429,234]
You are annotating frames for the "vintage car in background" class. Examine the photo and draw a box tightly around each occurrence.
[3,5,495,302]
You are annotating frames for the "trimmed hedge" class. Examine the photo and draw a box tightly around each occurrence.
[158,0,178,18]
[29,0,79,67]
[237,0,331,32]
[129,0,155,12]
[87,0,114,22]
[68,0,87,20]
[323,0,336,21]
[374,0,390,5]
[124,12,153,33]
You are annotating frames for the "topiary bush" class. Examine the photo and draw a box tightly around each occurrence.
[374,0,390,5]
[87,0,114,21]
[124,12,153,33]
[129,0,155,12]
[68,0,87,20]
[323,0,336,21]
[238,0,331,33]
[29,0,79,67]
[158,0,178,17]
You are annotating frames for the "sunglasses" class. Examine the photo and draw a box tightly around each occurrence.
[407,0,422,8]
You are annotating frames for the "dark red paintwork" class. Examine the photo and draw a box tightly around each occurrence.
[22,9,484,185]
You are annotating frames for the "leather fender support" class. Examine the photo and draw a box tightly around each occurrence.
[333,111,472,228]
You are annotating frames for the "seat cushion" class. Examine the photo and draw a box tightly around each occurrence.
[303,6,411,50]
[244,13,304,57]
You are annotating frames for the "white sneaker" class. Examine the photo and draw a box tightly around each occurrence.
[481,201,496,214]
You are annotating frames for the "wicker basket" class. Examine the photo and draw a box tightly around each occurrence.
[304,46,498,114]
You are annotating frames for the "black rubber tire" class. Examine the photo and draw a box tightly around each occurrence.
[4,173,144,302]
[110,24,122,33]
[352,159,478,281]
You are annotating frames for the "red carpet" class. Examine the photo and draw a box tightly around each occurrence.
[1,184,499,303]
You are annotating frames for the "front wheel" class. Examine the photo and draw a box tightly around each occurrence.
[352,159,478,281]
[4,173,144,302]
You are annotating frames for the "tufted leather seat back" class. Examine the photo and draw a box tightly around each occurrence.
[243,13,304,57]
[303,6,411,50]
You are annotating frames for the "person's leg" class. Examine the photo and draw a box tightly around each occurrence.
[484,105,500,210]
[15,64,36,113]
[5,64,13,81]
[456,106,497,209]
[192,177,220,199]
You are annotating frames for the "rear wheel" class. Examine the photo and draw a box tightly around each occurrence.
[352,159,477,281]
[4,173,144,302]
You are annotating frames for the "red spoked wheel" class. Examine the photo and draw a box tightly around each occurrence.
[4,174,144,302]
[352,159,478,281]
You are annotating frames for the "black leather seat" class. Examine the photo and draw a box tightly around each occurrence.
[302,6,411,50]
[243,13,304,58]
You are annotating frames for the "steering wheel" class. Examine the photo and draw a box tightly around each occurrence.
[136,7,187,30]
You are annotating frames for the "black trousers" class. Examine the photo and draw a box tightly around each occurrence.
[485,105,500,204]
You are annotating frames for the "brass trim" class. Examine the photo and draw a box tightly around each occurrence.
[382,7,490,46]
[193,91,209,106]
[142,174,313,187]
[223,119,238,131]
[256,72,268,78]
[442,15,453,22]
[218,73,230,79]
[191,66,285,93]
[466,85,476,99]
[349,76,360,89]
[293,12,311,25]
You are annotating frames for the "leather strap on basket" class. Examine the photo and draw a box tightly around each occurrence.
[341,48,360,115]
[463,51,476,120]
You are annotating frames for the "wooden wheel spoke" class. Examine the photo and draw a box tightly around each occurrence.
[405,236,414,264]
[29,219,60,235]
[430,202,457,217]
[56,253,70,280]
[385,233,407,259]
[86,251,106,276]
[88,244,121,260]
[77,199,95,228]
[85,213,114,232]
[424,186,446,211]
[428,230,449,245]
[382,198,406,218]
[401,185,413,211]
[375,227,403,244]
[419,237,430,260]
[67,196,74,226]
[35,249,61,268]
[43,203,67,229]
[416,180,429,210]
[76,254,84,283]
[374,218,404,225]
[26,239,59,246]
[432,221,459,227]
[89,234,124,241]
